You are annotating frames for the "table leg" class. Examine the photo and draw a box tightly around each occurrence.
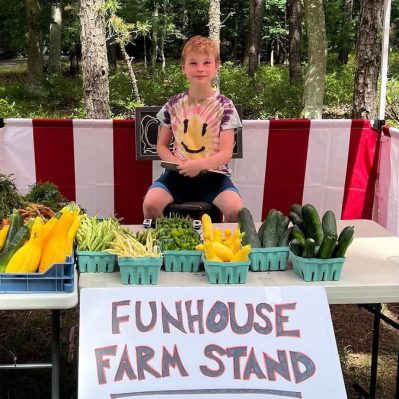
[52,309,60,399]
[368,304,381,398]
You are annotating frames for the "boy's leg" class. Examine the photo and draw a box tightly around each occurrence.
[143,187,174,219]
[213,190,244,222]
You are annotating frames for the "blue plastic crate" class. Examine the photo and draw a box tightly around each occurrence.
[250,247,289,271]
[290,250,345,282]
[0,256,75,293]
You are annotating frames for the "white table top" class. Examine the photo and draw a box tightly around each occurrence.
[0,271,79,310]
[79,220,399,305]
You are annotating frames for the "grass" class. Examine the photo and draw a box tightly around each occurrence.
[0,304,397,398]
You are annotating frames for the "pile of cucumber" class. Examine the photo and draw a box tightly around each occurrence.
[289,203,354,259]
[238,208,291,248]
[238,204,355,259]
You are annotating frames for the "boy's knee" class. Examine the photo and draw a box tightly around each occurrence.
[143,197,165,218]
[223,205,243,223]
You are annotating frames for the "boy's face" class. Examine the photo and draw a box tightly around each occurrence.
[182,50,219,88]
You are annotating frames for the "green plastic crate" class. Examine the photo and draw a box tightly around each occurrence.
[204,260,250,284]
[290,250,345,282]
[118,257,163,285]
[76,250,117,273]
[249,247,289,271]
[163,250,202,272]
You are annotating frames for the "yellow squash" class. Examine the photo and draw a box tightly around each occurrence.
[0,221,10,252]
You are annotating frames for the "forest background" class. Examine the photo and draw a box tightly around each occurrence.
[1,1,399,398]
[0,0,398,125]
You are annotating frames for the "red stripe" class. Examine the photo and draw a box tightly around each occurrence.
[113,120,153,224]
[33,118,76,201]
[262,119,310,219]
[341,120,380,219]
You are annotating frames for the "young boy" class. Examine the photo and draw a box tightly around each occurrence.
[142,35,244,222]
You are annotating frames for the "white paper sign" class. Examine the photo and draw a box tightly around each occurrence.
[78,286,346,399]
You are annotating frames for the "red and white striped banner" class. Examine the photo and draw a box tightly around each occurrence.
[377,126,399,235]
[0,118,380,225]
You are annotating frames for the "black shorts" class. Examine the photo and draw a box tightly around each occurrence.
[150,170,240,204]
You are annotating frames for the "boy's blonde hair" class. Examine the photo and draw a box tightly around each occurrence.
[181,35,220,65]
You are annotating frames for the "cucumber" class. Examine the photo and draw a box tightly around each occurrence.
[290,203,303,219]
[291,225,305,246]
[261,209,280,247]
[2,209,23,254]
[276,214,290,242]
[332,226,355,258]
[289,239,303,256]
[302,238,316,258]
[289,211,302,226]
[316,235,338,259]
[238,208,261,248]
[322,210,337,239]
[277,226,292,247]
[301,204,324,246]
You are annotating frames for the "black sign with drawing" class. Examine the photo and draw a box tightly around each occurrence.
[134,105,243,160]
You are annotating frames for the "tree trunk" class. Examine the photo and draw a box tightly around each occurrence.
[247,0,265,77]
[80,0,111,119]
[208,0,221,89]
[25,0,43,93]
[160,0,168,73]
[352,0,384,119]
[337,0,354,65]
[286,0,302,81]
[301,0,327,119]
[150,4,159,71]
[48,3,62,74]
[120,44,141,103]
[143,36,147,70]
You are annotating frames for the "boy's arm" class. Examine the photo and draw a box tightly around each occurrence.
[178,129,234,177]
[157,125,183,163]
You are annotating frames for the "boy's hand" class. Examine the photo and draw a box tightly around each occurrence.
[177,159,205,177]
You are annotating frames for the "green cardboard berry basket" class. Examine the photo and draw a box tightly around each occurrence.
[76,250,117,273]
[163,250,202,272]
[204,260,250,284]
[249,247,289,272]
[118,256,163,285]
[289,250,345,282]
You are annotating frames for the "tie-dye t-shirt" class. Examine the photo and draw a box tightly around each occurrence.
[156,90,242,174]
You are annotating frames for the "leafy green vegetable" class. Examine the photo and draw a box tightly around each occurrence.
[0,173,24,220]
[23,181,68,211]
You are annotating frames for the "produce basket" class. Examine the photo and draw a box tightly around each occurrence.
[290,250,345,282]
[249,247,289,271]
[163,250,202,272]
[204,260,250,284]
[0,256,75,293]
[118,257,163,285]
[76,250,117,273]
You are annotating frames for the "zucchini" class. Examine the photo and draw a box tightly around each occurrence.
[261,209,280,247]
[303,238,316,258]
[238,208,261,248]
[322,210,337,239]
[301,204,324,246]
[1,209,23,254]
[289,239,303,256]
[332,226,355,258]
[0,225,30,272]
[316,235,337,259]
[291,225,305,246]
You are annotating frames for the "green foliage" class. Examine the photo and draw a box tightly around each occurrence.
[23,181,68,211]
[0,173,24,220]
